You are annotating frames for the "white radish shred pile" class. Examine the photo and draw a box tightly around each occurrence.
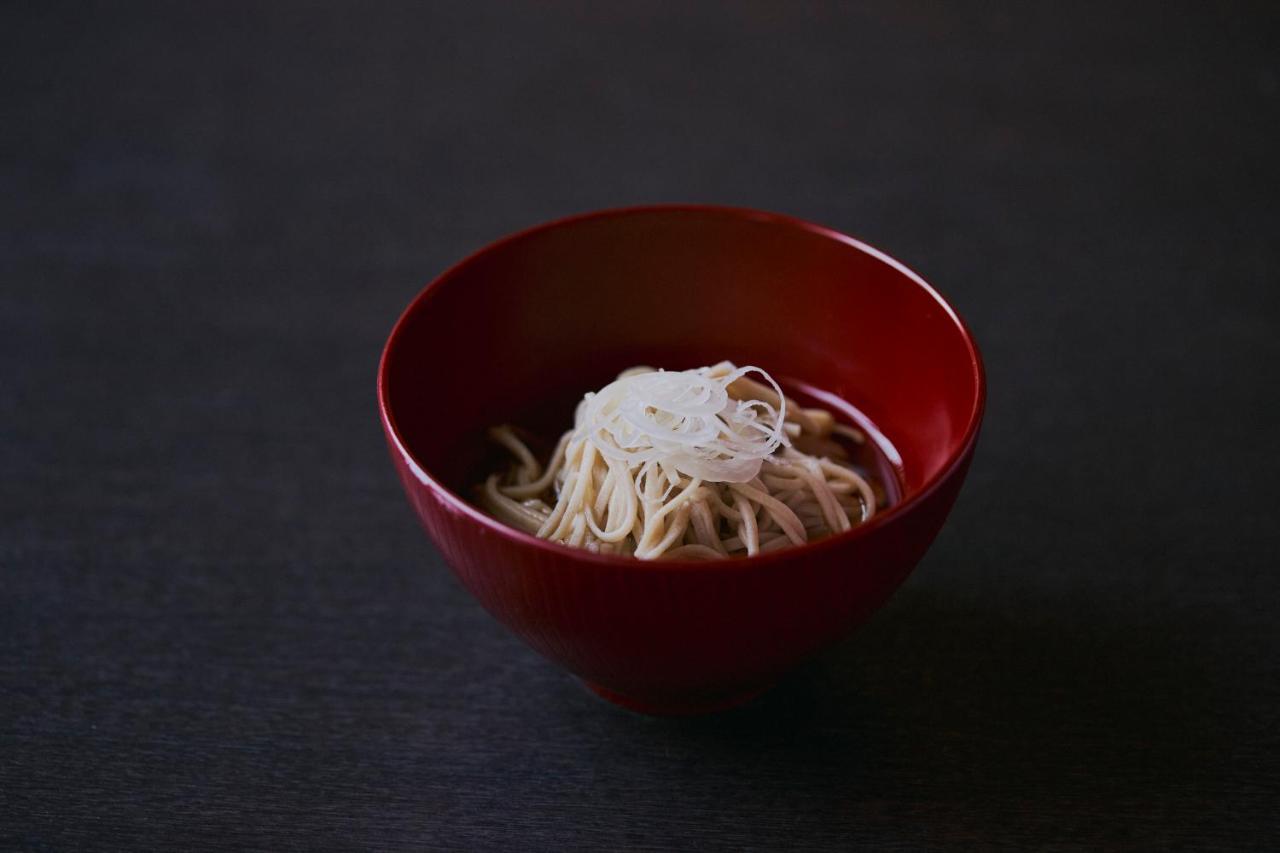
[579,365,789,483]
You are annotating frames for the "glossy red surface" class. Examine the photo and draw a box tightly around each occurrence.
[378,206,985,715]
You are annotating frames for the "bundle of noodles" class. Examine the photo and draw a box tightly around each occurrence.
[477,362,882,560]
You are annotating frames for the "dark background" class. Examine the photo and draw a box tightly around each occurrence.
[4,2,1278,849]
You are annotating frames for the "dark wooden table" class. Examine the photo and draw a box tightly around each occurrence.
[4,3,1277,849]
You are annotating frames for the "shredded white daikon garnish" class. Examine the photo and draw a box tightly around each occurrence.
[577,365,789,483]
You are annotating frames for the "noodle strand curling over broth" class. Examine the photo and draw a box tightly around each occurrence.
[478,362,886,560]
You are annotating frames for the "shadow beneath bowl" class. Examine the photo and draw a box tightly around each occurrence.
[635,586,1228,810]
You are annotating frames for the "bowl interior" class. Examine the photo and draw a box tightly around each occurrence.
[382,207,981,515]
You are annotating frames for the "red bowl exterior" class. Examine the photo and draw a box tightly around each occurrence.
[378,205,985,714]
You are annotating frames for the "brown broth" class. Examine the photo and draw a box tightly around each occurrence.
[781,377,904,513]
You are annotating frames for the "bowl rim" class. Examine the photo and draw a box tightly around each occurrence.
[377,204,986,571]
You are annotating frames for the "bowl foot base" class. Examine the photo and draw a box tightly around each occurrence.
[583,681,770,716]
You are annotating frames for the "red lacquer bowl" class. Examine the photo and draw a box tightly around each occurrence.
[378,205,985,715]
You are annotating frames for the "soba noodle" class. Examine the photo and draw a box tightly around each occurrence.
[477,362,882,560]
